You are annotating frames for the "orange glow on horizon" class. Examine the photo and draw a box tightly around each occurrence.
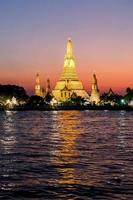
[0,38,133,95]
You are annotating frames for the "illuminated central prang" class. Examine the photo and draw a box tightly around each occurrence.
[52,38,89,101]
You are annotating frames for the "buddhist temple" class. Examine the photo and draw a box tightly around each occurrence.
[108,88,115,96]
[52,38,89,101]
[35,73,44,97]
[90,74,100,104]
[46,79,52,95]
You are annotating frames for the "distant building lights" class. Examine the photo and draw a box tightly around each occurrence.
[6,97,18,109]
[128,100,133,107]
[121,99,125,105]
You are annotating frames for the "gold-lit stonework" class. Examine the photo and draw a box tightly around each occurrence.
[52,38,89,101]
[90,74,100,104]
[46,79,52,95]
[35,73,44,97]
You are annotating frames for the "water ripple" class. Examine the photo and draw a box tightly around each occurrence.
[0,110,133,199]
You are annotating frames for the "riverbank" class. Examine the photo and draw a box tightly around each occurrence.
[1,105,133,111]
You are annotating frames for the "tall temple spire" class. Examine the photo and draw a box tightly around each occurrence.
[46,78,51,94]
[36,73,40,84]
[35,73,40,95]
[35,73,44,97]
[90,73,100,104]
[62,38,77,79]
[52,38,89,101]
[92,74,98,90]
[66,38,73,58]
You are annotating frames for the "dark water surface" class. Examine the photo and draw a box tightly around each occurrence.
[0,110,133,200]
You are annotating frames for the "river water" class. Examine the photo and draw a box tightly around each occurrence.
[0,110,133,199]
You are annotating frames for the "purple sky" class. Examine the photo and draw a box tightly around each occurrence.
[0,0,133,94]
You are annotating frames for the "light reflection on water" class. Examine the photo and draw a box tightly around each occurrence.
[0,110,133,199]
[50,111,84,186]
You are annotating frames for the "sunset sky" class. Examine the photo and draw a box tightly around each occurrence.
[0,0,133,94]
